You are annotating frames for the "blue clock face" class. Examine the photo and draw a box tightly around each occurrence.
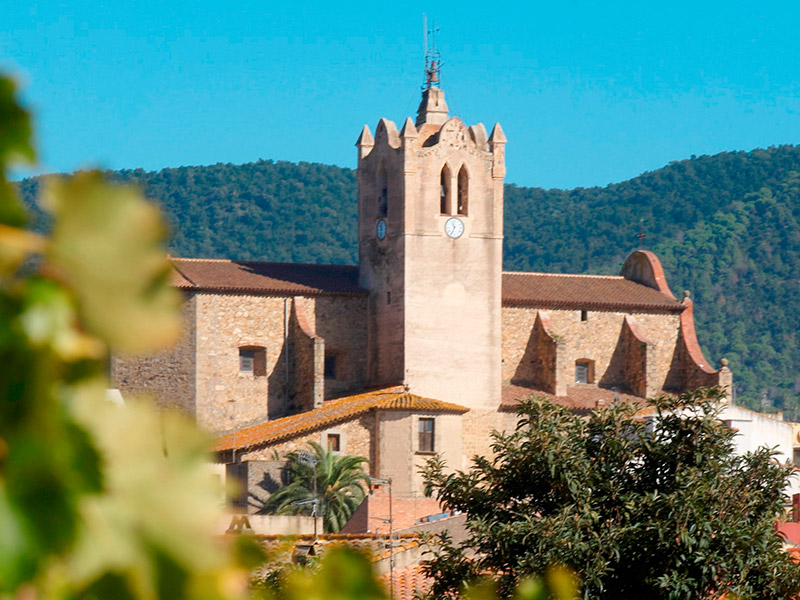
[376,219,387,240]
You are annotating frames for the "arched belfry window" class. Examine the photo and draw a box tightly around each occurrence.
[377,163,388,217]
[440,165,452,214]
[457,166,469,215]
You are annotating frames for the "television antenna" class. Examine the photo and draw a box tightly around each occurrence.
[422,14,442,90]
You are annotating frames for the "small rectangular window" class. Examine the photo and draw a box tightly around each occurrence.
[419,418,435,453]
[327,433,341,452]
[580,310,588,321]
[239,347,267,376]
[239,349,254,373]
[575,362,589,384]
[324,354,337,379]
[387,291,391,305]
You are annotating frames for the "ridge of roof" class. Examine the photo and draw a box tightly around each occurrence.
[502,271,625,279]
[171,257,359,270]
[213,387,469,452]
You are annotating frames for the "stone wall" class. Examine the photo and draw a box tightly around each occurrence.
[189,292,370,433]
[502,306,682,396]
[622,316,652,397]
[305,295,368,399]
[112,294,196,414]
[194,293,290,431]
[290,297,324,412]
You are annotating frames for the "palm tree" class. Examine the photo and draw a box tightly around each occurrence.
[260,441,370,533]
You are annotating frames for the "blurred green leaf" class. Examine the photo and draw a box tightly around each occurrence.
[43,171,181,354]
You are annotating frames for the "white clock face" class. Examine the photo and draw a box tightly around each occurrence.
[376,219,387,240]
[444,217,464,239]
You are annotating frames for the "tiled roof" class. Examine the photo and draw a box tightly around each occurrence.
[502,272,684,312]
[213,387,469,452]
[501,384,647,413]
[170,258,367,296]
[381,563,431,600]
[251,533,431,600]
[169,257,682,311]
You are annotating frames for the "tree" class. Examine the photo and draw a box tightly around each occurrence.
[260,441,371,533]
[421,389,800,599]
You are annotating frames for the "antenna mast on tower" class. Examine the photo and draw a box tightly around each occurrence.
[422,15,441,90]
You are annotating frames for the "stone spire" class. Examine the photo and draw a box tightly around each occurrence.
[416,86,449,127]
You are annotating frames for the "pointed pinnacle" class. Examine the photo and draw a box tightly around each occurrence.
[488,122,506,144]
[356,124,374,147]
[400,117,418,138]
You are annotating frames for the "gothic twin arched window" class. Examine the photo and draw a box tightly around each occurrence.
[440,165,468,215]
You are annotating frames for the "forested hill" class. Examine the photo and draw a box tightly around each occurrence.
[16,146,800,413]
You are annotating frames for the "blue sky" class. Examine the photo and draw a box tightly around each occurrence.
[3,1,800,189]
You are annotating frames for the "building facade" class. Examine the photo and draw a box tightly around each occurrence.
[112,82,732,506]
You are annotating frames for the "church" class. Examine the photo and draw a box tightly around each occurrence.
[112,72,732,507]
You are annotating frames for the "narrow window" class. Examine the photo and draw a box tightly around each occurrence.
[575,360,594,384]
[387,291,391,305]
[440,166,451,214]
[419,418,435,452]
[324,353,338,379]
[580,310,588,322]
[377,164,388,217]
[327,433,341,452]
[239,349,254,373]
[457,166,468,215]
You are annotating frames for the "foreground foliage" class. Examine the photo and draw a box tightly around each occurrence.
[0,74,257,599]
[259,442,370,533]
[421,389,800,599]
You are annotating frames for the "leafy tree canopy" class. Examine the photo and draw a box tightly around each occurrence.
[421,389,800,600]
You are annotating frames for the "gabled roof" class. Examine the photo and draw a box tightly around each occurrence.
[501,272,683,312]
[170,258,366,297]
[213,387,468,452]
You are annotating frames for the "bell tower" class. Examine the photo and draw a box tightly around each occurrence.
[356,56,505,410]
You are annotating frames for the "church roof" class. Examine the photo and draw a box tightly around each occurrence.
[502,272,684,312]
[170,258,366,296]
[213,387,468,452]
[170,258,682,311]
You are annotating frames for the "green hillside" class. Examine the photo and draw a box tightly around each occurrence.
[16,148,800,413]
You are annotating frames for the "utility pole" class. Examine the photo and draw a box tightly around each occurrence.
[371,477,394,599]
[296,450,321,542]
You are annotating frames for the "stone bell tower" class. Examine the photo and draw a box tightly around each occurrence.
[356,64,506,410]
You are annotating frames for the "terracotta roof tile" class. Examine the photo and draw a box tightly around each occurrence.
[380,563,431,600]
[170,257,682,311]
[170,258,367,296]
[501,384,647,412]
[502,271,683,312]
[213,387,469,452]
